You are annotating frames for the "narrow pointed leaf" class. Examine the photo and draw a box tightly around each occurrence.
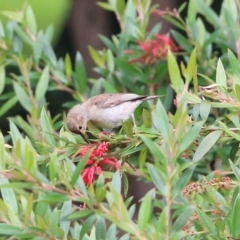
[231,195,240,238]
[35,66,49,101]
[0,66,5,95]
[193,130,222,162]
[74,51,87,93]
[216,58,227,88]
[168,50,183,93]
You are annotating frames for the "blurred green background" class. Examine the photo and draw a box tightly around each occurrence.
[0,0,72,45]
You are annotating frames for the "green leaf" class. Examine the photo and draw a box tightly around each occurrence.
[88,45,105,68]
[95,218,106,240]
[0,96,18,117]
[80,215,97,239]
[25,5,37,35]
[196,208,218,237]
[202,29,223,50]
[74,174,87,197]
[116,0,125,17]
[0,132,5,170]
[0,178,18,213]
[152,99,171,143]
[142,109,152,128]
[173,166,194,197]
[122,120,133,138]
[26,194,33,219]
[187,0,197,26]
[74,51,87,93]
[171,30,193,53]
[40,107,55,145]
[0,21,5,37]
[157,208,166,232]
[45,25,54,43]
[234,84,240,100]
[125,0,136,23]
[122,172,128,197]
[102,79,118,93]
[163,16,185,30]
[116,60,143,77]
[231,195,240,238]
[97,2,113,11]
[193,70,198,94]
[10,116,34,140]
[221,0,238,22]
[13,81,32,112]
[9,120,22,146]
[140,135,166,165]
[168,50,183,93]
[196,0,221,27]
[68,209,93,220]
[111,171,121,193]
[231,186,240,207]
[0,224,22,235]
[179,2,187,13]
[172,207,194,232]
[43,39,57,66]
[218,121,240,141]
[52,70,68,83]
[99,35,115,52]
[185,48,196,83]
[1,11,23,23]
[38,192,70,203]
[229,160,240,180]
[106,49,114,72]
[138,190,153,230]
[50,207,59,235]
[34,31,44,62]
[228,49,240,78]
[0,66,5,95]
[64,53,72,77]
[198,73,215,84]
[178,121,203,154]
[49,152,57,182]
[96,186,107,202]
[35,202,48,218]
[193,130,223,162]
[71,151,91,187]
[199,100,211,120]
[24,139,37,176]
[106,224,117,240]
[15,25,33,47]
[147,163,165,195]
[35,66,49,101]
[216,58,227,88]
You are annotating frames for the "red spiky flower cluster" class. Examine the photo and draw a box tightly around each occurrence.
[79,142,120,185]
[127,34,180,64]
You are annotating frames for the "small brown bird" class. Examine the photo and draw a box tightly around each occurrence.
[66,93,159,136]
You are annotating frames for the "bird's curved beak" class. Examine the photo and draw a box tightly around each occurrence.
[79,131,89,143]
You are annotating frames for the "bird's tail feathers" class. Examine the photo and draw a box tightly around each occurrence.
[144,95,163,101]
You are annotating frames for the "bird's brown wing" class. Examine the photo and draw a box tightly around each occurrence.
[89,93,148,109]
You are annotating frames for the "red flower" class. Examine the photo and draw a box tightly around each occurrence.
[127,34,180,64]
[79,142,120,185]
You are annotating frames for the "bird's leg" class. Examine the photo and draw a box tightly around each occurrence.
[131,113,138,133]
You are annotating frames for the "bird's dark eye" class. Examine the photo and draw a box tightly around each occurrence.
[78,126,82,130]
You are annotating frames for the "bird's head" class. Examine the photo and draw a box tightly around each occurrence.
[66,104,88,139]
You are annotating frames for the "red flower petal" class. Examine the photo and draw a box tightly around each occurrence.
[95,166,102,175]
[81,167,95,185]
[86,159,94,165]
